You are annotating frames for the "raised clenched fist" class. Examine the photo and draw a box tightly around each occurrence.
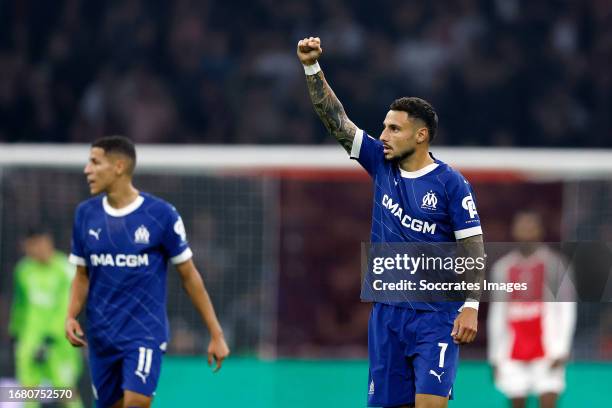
[297,37,323,66]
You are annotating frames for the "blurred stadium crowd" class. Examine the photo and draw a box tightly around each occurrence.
[1,0,611,146]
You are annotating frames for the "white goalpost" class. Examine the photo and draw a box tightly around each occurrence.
[1,144,612,177]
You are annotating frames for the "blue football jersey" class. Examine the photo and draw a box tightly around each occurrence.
[351,129,483,310]
[69,192,192,350]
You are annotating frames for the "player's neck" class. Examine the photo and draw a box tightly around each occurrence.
[105,182,140,209]
[398,149,435,173]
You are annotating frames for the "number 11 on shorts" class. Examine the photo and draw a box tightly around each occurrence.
[437,342,448,368]
[135,347,153,384]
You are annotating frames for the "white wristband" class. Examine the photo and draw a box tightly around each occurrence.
[303,62,321,75]
[459,300,479,311]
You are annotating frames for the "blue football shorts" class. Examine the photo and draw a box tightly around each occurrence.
[89,341,164,407]
[367,303,460,407]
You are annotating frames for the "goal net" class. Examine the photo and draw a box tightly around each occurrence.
[0,144,611,367]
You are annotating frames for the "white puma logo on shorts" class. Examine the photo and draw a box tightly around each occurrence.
[429,369,445,383]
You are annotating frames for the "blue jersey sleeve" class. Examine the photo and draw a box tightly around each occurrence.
[162,206,192,265]
[446,173,483,240]
[69,204,87,266]
[350,129,384,177]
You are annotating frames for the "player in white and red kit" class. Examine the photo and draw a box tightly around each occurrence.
[488,211,576,408]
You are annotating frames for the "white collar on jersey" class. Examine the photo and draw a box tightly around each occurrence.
[398,162,439,179]
[103,195,144,217]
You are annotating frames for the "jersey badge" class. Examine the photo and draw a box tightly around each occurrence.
[134,225,150,244]
[174,217,186,242]
[421,190,438,210]
[461,194,478,218]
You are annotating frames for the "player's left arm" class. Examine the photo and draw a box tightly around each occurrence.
[451,233,485,345]
[175,259,229,372]
[550,256,577,368]
[9,265,25,340]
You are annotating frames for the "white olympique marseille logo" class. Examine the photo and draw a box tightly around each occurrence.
[368,379,375,395]
[134,225,150,244]
[461,194,478,219]
[421,190,438,210]
[429,369,445,383]
[174,217,186,242]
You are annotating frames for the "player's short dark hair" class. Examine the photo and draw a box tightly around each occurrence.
[92,135,137,173]
[389,97,438,142]
[24,224,51,238]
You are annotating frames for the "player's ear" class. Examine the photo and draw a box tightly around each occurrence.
[416,127,429,144]
[114,157,128,176]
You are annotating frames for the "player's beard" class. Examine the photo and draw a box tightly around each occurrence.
[393,147,415,162]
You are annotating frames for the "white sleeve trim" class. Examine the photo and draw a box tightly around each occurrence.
[454,225,483,240]
[350,128,363,159]
[69,254,86,266]
[171,247,193,265]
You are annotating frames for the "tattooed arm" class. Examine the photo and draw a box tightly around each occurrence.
[458,234,486,302]
[452,233,485,345]
[297,37,357,154]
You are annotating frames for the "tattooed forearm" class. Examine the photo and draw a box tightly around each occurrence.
[458,234,485,302]
[306,71,357,153]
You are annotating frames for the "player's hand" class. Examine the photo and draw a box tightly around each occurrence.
[207,333,229,373]
[550,357,567,370]
[451,308,478,344]
[65,317,87,347]
[297,37,323,66]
